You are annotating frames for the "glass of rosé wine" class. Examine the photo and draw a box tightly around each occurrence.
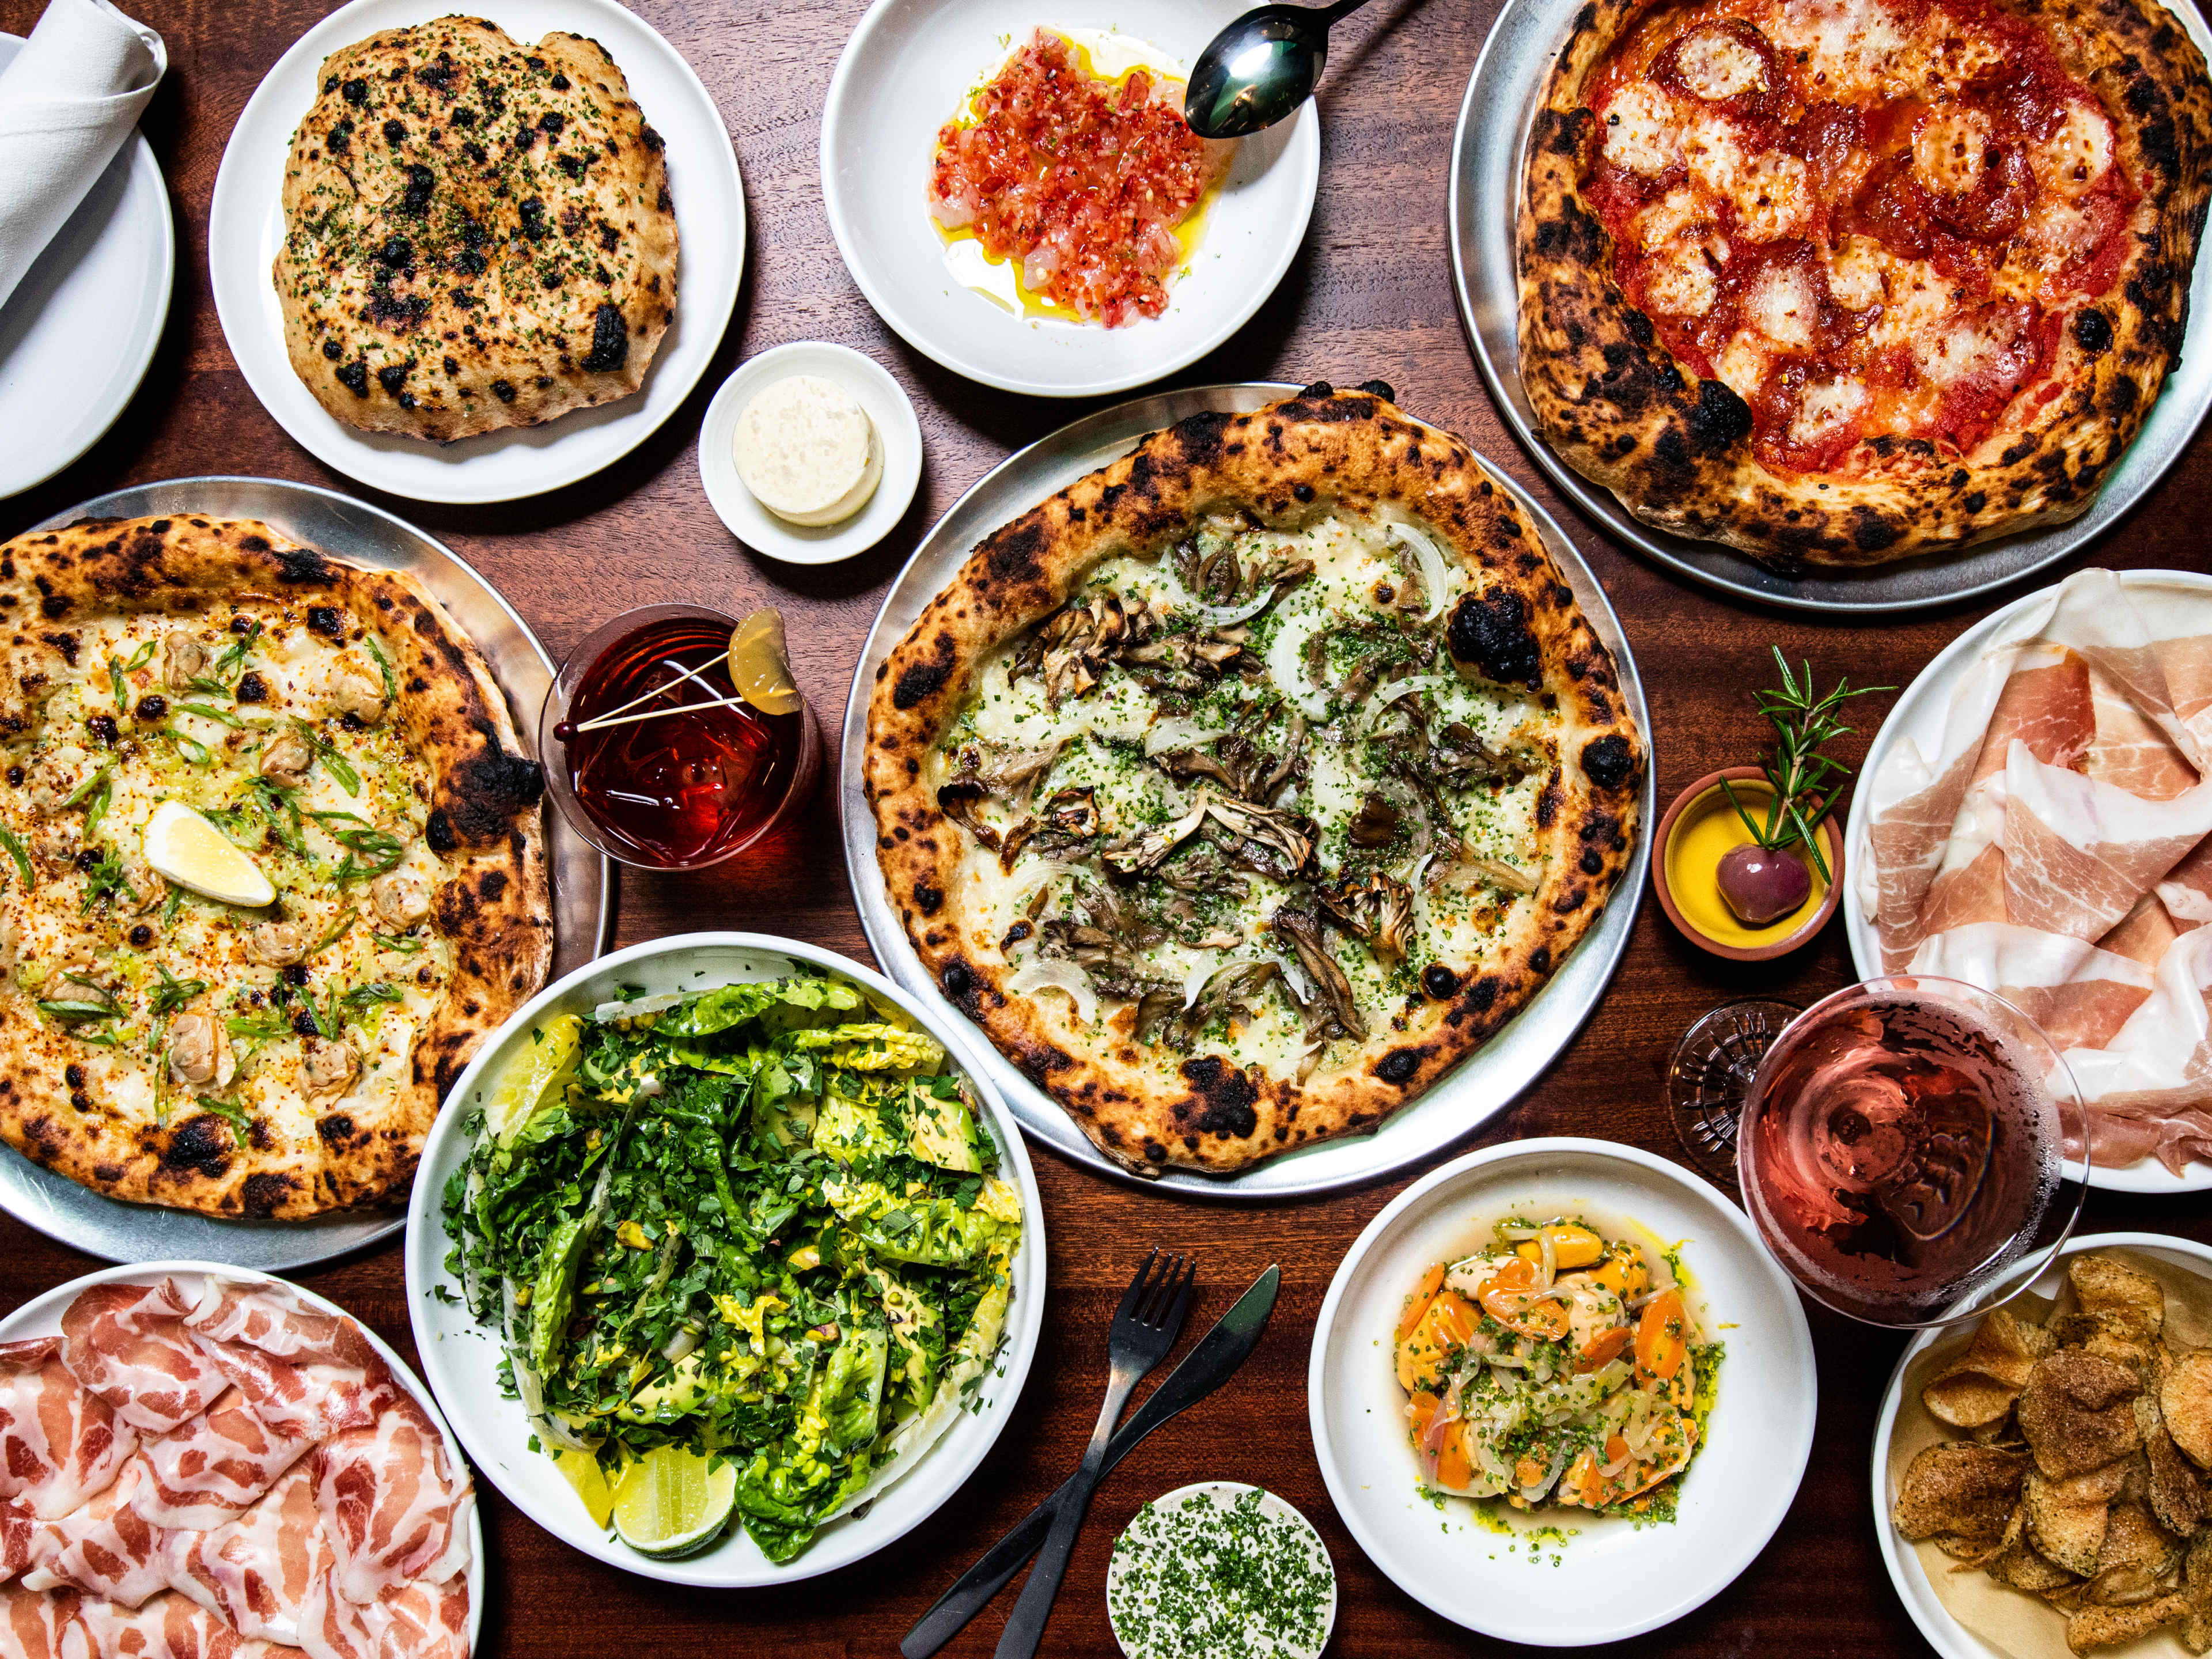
[1730,976,2090,1329]
[540,604,820,872]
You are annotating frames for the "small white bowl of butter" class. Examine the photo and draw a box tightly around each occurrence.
[699,340,923,563]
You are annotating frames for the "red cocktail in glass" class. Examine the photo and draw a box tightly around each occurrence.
[540,605,818,870]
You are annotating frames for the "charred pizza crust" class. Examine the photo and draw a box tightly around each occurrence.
[277,16,679,441]
[1519,0,2212,568]
[865,385,1644,1177]
[0,516,552,1218]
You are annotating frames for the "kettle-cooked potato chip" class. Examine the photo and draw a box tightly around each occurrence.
[2023,1354,2147,1479]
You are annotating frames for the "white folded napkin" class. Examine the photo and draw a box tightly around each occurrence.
[0,0,165,312]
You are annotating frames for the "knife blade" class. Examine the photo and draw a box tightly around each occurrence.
[900,1263,1282,1659]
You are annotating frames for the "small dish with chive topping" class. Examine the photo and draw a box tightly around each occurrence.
[1107,1483,1335,1659]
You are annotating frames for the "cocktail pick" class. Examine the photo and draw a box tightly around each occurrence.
[551,608,800,738]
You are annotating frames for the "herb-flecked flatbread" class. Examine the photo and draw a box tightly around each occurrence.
[0,514,553,1218]
[276,14,679,441]
[865,385,1646,1177]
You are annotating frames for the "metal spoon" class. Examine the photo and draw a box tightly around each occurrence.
[1184,0,1374,139]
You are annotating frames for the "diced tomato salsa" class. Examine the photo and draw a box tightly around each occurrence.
[928,30,1226,327]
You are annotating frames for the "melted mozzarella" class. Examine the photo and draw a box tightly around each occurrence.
[1734,150,1810,241]
[2028,101,2115,199]
[1865,255,1956,350]
[1715,332,1770,399]
[1826,236,1888,310]
[1912,109,1994,196]
[1635,188,1705,251]
[1683,113,1749,195]
[1767,0,1911,97]
[1745,263,1817,347]
[1603,86,1678,175]
[1644,249,1717,316]
[1789,377,1868,446]
[1916,311,2010,385]
[1675,28,1767,99]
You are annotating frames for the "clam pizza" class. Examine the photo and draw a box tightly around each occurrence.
[1518,0,2212,567]
[0,515,552,1219]
[864,385,1645,1177]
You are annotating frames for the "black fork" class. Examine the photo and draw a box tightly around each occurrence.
[993,1248,1197,1659]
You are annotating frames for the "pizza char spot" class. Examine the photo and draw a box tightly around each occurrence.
[1374,1049,1422,1086]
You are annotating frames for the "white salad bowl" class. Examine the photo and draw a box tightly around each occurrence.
[1307,1137,1817,1646]
[402,931,1047,1586]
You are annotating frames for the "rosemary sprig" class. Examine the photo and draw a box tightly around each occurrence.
[1719,647,1892,886]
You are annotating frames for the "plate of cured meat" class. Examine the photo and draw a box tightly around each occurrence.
[1846,569,2212,1191]
[0,1262,480,1658]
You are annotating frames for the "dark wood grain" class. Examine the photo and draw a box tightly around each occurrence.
[2,0,2208,1652]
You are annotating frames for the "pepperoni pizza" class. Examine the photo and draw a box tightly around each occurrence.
[1519,0,2212,567]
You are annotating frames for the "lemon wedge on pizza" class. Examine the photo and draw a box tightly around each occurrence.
[143,801,275,908]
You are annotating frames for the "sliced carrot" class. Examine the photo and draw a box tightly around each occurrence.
[1435,1423,1473,1490]
[1476,1258,1570,1341]
[1406,1389,1441,1439]
[1635,1289,1687,1385]
[1396,1263,1447,1342]
[1576,1326,1633,1373]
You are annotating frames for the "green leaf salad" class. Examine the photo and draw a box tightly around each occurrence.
[441,971,1023,1563]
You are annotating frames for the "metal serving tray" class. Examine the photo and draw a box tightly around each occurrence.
[839,384,1655,1199]
[1447,0,2212,615]
[10,476,611,1268]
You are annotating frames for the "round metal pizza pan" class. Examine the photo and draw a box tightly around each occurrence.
[1446,0,2212,616]
[6,475,611,1269]
[839,382,1656,1200]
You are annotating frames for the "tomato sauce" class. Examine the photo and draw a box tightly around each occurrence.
[1579,0,2137,474]
[927,31,1227,327]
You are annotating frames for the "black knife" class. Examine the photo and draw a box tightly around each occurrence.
[900,1263,1282,1659]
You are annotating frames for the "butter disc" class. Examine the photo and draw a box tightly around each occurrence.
[732,374,882,528]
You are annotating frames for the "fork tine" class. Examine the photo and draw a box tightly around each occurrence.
[1142,1253,1192,1327]
[1113,1248,1161,1324]
[1161,1256,1198,1333]
[1135,1253,1178,1326]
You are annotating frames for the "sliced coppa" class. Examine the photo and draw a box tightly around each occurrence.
[75,1588,267,1659]
[0,1582,82,1659]
[313,1395,474,1605]
[0,1338,138,1520]
[184,1281,399,1441]
[58,1283,228,1434]
[137,1387,314,1532]
[164,1460,325,1646]
[19,1453,170,1607]
[300,1563,469,1659]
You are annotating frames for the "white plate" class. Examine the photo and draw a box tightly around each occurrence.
[1872,1229,2212,1659]
[820,0,1320,397]
[1105,1482,1336,1659]
[207,0,744,505]
[0,1260,485,1649]
[1842,569,2212,1193]
[403,930,1048,1586]
[0,33,173,501]
[698,341,924,564]
[1306,1137,1816,1645]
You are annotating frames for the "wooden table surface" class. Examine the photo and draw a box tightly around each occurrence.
[3,0,2209,1652]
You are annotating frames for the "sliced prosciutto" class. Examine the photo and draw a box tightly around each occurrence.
[313,1397,472,1604]
[164,1463,323,1646]
[1867,570,2212,1169]
[60,1286,228,1435]
[0,1339,137,1520]
[137,1392,310,1533]
[183,1283,396,1441]
[299,1566,469,1659]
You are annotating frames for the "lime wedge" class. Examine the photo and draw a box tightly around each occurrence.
[727,609,802,717]
[484,1014,582,1146]
[551,1446,616,1530]
[611,1444,737,1558]
[142,801,275,907]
